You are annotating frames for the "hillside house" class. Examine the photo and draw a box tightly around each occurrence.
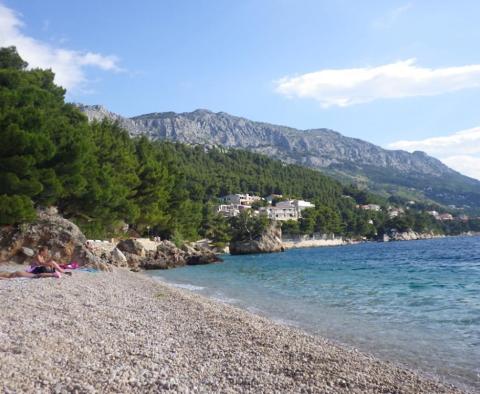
[438,213,454,221]
[427,210,439,218]
[216,204,250,217]
[261,206,298,221]
[264,199,315,221]
[220,194,262,206]
[360,204,381,212]
[388,207,404,218]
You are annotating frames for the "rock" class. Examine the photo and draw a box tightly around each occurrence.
[186,252,220,265]
[116,239,145,257]
[72,245,112,272]
[229,223,284,255]
[136,241,221,270]
[122,252,144,271]
[111,247,127,264]
[0,208,98,267]
[21,247,34,257]
[183,243,221,265]
[384,229,443,242]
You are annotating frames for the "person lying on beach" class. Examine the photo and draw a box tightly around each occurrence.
[0,270,60,280]
[30,246,71,276]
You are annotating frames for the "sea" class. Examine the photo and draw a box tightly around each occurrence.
[147,236,480,391]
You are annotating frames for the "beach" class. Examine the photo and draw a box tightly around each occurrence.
[0,266,465,393]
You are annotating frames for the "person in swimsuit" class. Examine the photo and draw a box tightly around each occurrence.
[0,270,60,280]
[30,246,66,275]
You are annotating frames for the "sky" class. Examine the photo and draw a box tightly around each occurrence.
[1,0,480,180]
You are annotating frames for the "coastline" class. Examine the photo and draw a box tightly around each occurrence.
[282,237,350,249]
[0,266,466,393]
[281,232,480,251]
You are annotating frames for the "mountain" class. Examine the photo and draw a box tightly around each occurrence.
[77,105,480,212]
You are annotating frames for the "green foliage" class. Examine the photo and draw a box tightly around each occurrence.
[0,46,28,70]
[0,194,36,225]
[0,46,90,218]
[229,211,270,242]
[199,202,231,244]
[281,220,301,236]
[251,199,268,209]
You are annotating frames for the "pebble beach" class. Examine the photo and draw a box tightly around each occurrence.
[0,267,467,393]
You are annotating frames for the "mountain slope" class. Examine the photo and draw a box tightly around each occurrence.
[77,105,480,211]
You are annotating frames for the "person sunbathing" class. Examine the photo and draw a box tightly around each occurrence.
[0,270,60,280]
[30,246,70,275]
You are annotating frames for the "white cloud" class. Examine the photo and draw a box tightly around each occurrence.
[388,127,480,180]
[0,3,121,91]
[275,59,480,108]
[441,156,480,181]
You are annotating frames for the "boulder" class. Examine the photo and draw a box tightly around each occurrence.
[21,247,35,257]
[1,209,82,263]
[183,244,221,265]
[122,252,144,271]
[230,223,284,255]
[111,247,127,265]
[136,241,222,270]
[116,239,145,257]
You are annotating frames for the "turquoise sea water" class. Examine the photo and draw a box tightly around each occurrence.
[148,236,480,390]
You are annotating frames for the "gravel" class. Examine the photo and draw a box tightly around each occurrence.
[0,267,467,393]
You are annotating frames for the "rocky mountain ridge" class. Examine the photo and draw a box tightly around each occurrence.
[77,104,480,210]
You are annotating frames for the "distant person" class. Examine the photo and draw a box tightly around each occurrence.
[0,270,60,280]
[29,246,70,276]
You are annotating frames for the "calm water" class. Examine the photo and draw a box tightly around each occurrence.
[148,236,480,390]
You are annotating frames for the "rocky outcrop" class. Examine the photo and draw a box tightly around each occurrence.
[117,239,146,257]
[381,230,444,242]
[0,209,111,271]
[114,239,221,271]
[229,223,284,255]
[0,209,221,272]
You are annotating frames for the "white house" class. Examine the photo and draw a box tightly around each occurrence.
[438,213,454,221]
[260,206,298,221]
[427,210,439,218]
[360,204,381,212]
[216,204,250,217]
[266,199,315,221]
[220,194,262,206]
[387,207,404,218]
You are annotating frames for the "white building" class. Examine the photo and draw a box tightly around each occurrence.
[260,206,298,221]
[216,204,250,217]
[360,204,381,212]
[294,200,315,212]
[438,213,454,221]
[427,210,439,218]
[387,207,404,218]
[219,194,262,206]
[264,199,315,221]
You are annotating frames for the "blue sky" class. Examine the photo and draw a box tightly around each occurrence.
[1,1,480,179]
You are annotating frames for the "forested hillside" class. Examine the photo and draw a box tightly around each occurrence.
[1,47,478,242]
[79,104,480,213]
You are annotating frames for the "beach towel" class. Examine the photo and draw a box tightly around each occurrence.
[59,262,79,270]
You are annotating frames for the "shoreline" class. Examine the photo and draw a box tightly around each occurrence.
[0,266,467,393]
[281,232,480,251]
